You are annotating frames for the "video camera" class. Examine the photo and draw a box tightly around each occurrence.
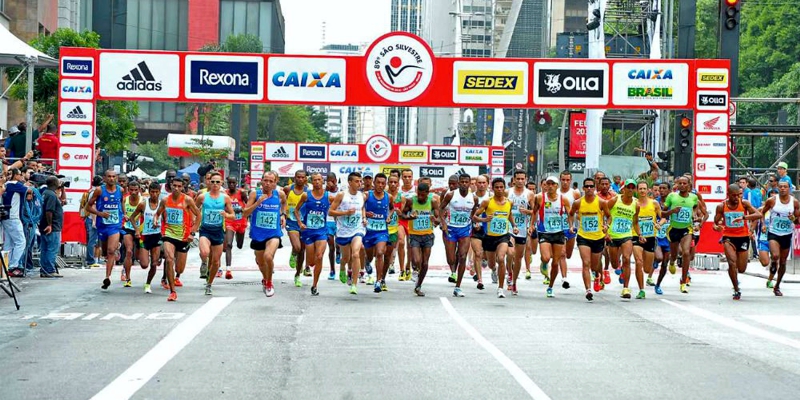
[30,170,69,189]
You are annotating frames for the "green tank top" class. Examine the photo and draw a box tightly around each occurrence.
[609,195,636,239]
[409,194,433,235]
[665,192,698,229]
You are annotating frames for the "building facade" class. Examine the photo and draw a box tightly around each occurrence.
[387,0,423,145]
[550,0,588,47]
[318,43,362,144]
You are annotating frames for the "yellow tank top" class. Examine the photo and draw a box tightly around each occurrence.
[123,196,140,230]
[287,187,304,222]
[408,194,434,235]
[486,197,512,237]
[637,199,657,238]
[577,196,605,240]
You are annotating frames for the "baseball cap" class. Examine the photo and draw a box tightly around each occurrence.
[624,179,637,187]
[546,176,558,184]
[777,162,788,169]
[8,126,19,134]
[363,172,374,178]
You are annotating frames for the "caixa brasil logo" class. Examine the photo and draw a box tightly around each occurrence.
[365,33,434,103]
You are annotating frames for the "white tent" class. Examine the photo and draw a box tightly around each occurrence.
[128,168,153,179]
[155,170,168,182]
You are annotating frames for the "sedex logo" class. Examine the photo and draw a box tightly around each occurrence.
[118,61,162,92]
[190,60,259,95]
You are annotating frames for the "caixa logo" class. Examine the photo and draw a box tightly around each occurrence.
[299,145,326,160]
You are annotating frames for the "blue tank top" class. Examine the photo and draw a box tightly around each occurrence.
[250,189,282,241]
[365,191,389,233]
[201,192,225,229]
[302,190,329,235]
[96,185,123,229]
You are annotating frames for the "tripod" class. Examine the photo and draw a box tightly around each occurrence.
[0,250,21,310]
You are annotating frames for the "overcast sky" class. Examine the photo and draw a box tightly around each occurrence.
[282,0,392,54]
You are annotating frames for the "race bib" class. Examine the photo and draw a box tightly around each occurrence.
[288,206,297,221]
[657,222,669,238]
[581,215,599,233]
[724,211,744,228]
[307,211,325,230]
[165,208,183,226]
[388,212,398,227]
[142,215,160,235]
[367,217,387,231]
[512,211,528,230]
[103,211,120,225]
[256,212,277,230]
[450,211,471,226]
[413,214,431,231]
[203,209,223,227]
[611,218,632,235]
[771,216,793,235]
[675,207,692,224]
[544,214,562,233]
[639,219,655,237]
[342,214,361,228]
[232,204,243,220]
[489,218,508,235]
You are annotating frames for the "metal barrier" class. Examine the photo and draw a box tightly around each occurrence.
[691,254,726,271]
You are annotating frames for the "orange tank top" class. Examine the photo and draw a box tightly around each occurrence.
[163,194,193,241]
[722,200,749,237]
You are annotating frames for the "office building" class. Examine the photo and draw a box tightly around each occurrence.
[550,0,588,47]
[318,43,362,144]
[387,0,423,144]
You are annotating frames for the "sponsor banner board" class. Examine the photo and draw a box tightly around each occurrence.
[185,55,264,101]
[59,124,94,146]
[267,57,346,103]
[328,144,359,163]
[533,62,609,106]
[694,157,729,179]
[59,146,94,168]
[695,113,729,134]
[304,163,331,176]
[297,143,328,162]
[60,79,95,100]
[696,68,729,89]
[459,146,489,165]
[452,61,529,105]
[61,57,94,78]
[696,90,729,111]
[264,143,297,161]
[429,146,459,164]
[695,179,728,201]
[612,62,690,107]
[569,112,587,158]
[98,52,180,99]
[271,161,304,177]
[60,101,94,123]
[398,146,429,163]
[695,134,729,156]
[59,169,94,191]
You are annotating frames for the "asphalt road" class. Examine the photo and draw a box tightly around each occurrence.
[2,231,800,400]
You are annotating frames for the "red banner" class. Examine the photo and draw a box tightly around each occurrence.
[569,112,587,158]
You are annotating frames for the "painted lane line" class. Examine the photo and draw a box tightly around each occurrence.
[91,297,235,400]
[440,297,551,400]
[661,299,800,350]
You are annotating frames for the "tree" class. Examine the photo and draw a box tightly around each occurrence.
[181,137,231,161]
[5,28,139,153]
[249,105,326,142]
[136,140,179,176]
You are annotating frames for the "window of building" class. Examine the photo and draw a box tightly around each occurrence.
[136,102,186,124]
[220,0,281,52]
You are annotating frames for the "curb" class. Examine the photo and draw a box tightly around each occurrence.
[742,271,800,284]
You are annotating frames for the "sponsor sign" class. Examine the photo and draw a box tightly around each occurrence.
[491,149,505,166]
[337,164,377,177]
[696,90,729,111]
[185,55,263,100]
[304,163,331,176]
[297,144,328,161]
[251,154,264,161]
[60,101,94,123]
[695,179,728,201]
[59,169,94,191]
[695,113,729,133]
[365,135,393,163]
[264,143,297,161]
[251,161,264,171]
[267,57,346,103]
[569,112,587,158]
[60,79,95,100]
[98,52,180,99]
[271,161,304,177]
[365,33,434,103]
[59,146,94,168]
[695,135,729,156]
[429,146,459,164]
[459,147,489,165]
[378,165,412,175]
[251,170,264,179]
[61,57,94,77]
[491,166,504,176]
[419,166,445,178]
[328,144,359,163]
[533,62,609,106]
[694,157,728,178]
[696,68,728,89]
[58,124,94,146]
[452,61,528,105]
[612,62,690,106]
[62,191,84,213]
[398,146,428,163]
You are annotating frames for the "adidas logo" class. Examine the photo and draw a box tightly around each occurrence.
[271,146,290,158]
[117,61,163,91]
[457,168,468,176]
[66,106,87,119]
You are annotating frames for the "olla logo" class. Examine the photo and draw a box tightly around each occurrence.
[365,135,392,162]
[365,33,434,103]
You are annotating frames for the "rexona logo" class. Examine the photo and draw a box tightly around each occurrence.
[365,135,393,162]
[186,56,262,100]
[118,61,162,92]
[61,58,93,77]
[365,33,434,103]
[298,145,326,160]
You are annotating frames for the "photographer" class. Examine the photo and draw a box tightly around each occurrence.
[2,168,32,276]
[39,176,63,278]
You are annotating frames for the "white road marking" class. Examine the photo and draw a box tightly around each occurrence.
[440,297,551,400]
[91,297,235,400]
[744,315,800,332]
[661,299,800,350]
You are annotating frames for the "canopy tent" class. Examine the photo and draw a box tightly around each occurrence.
[155,170,168,182]
[178,162,201,183]
[127,168,153,179]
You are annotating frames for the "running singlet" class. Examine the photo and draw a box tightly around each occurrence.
[609,196,636,239]
[508,188,531,237]
[96,185,124,230]
[163,194,192,241]
[365,191,390,233]
[326,188,339,223]
[536,194,564,234]
[388,192,402,235]
[123,196,140,230]
[229,190,246,222]
[201,193,225,229]
[142,200,161,236]
[560,188,579,230]
[475,192,490,233]
[336,190,366,238]
[637,199,657,238]
[577,196,604,241]
[448,190,475,229]
[486,197,512,236]
[303,190,330,234]
[287,187,304,222]
[250,189,282,241]
[408,194,434,235]
[768,197,795,236]
[721,200,749,237]
[664,192,699,229]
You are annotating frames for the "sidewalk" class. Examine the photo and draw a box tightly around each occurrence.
[742,260,800,283]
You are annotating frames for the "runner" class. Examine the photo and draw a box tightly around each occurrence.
[154,178,200,301]
[295,172,333,296]
[607,179,640,299]
[443,174,461,283]
[129,182,163,294]
[652,182,671,293]
[120,181,142,287]
[362,173,393,293]
[397,168,416,280]
[525,180,539,280]
[387,174,404,280]
[470,175,491,288]
[85,169,125,291]
[440,173,475,297]
[507,170,534,295]
[329,172,367,295]
[402,182,441,296]
[532,176,571,298]
[558,171,581,289]
[758,180,799,296]
[633,181,662,300]
[660,176,700,294]
[597,175,616,284]
[361,172,376,282]
[568,178,611,301]
[474,178,517,298]
[284,170,308,281]
[243,171,286,297]
[325,172,341,280]
[194,172,236,296]
[224,176,248,280]
[713,184,761,300]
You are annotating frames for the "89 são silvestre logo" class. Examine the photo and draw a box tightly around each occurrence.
[365,33,434,103]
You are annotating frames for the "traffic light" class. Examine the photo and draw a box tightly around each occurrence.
[527,153,536,177]
[673,112,693,176]
[679,114,692,153]
[722,0,740,30]
[656,150,673,174]
[719,0,741,95]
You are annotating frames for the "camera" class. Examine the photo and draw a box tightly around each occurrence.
[0,204,10,221]
[30,171,69,188]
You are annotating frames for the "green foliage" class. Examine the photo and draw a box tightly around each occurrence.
[182,137,231,161]
[136,140,179,176]
[694,0,719,59]
[248,105,327,143]
[739,1,800,94]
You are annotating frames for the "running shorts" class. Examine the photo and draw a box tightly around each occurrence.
[482,234,510,252]
[722,236,750,252]
[633,237,656,252]
[767,232,792,250]
[577,236,605,254]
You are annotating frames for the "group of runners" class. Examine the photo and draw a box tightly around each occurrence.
[83,164,799,302]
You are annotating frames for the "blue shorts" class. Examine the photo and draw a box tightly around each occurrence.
[326,221,337,237]
[336,233,364,247]
[564,229,577,240]
[657,237,670,249]
[446,225,472,242]
[200,226,225,246]
[286,219,301,233]
[302,230,328,245]
[758,240,769,252]
[98,226,123,242]
[363,231,389,249]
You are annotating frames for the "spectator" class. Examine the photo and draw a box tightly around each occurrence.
[5,126,18,154]
[765,174,779,197]
[81,175,103,267]
[776,162,795,190]
[39,176,64,278]
[611,175,622,193]
[737,177,748,189]
[744,178,763,208]
[36,124,60,164]
[9,115,51,158]
[2,168,32,276]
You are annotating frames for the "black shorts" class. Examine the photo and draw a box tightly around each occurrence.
[250,237,280,251]
[538,232,566,245]
[163,237,190,253]
[633,236,656,252]
[529,230,538,239]
[409,233,435,249]
[122,228,137,237]
[141,234,162,251]
[722,236,750,252]
[577,236,606,254]
[482,234,510,252]
[609,237,632,248]
[200,227,225,246]
[768,232,792,250]
[512,235,528,246]
[668,227,690,243]
[471,224,486,240]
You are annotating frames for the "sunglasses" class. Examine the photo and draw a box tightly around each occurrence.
[584,185,595,188]
[769,180,776,183]
[210,180,222,184]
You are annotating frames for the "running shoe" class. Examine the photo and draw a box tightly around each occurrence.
[366,275,376,285]
[506,274,512,287]
[359,273,367,284]
[398,271,405,281]
[381,280,388,291]
[562,280,570,289]
[593,277,602,293]
[477,281,485,290]
[473,274,478,282]
[448,272,457,283]
[453,287,465,297]
[546,287,553,298]
[200,263,208,279]
[388,267,395,275]
[214,269,221,278]
[603,270,611,284]
[614,268,622,276]
[303,266,312,277]
[167,291,177,301]
[600,281,606,291]
[525,271,532,280]
[646,277,655,286]
[263,279,275,297]
[733,291,741,300]
[654,285,663,295]
[204,284,213,296]
[680,283,688,294]
[121,279,131,288]
[412,271,419,282]
[161,279,169,290]
[511,285,518,296]
[349,285,358,295]
[491,269,498,284]
[767,280,774,289]
[686,272,692,286]
[121,270,127,282]
[621,288,631,299]
[311,286,319,296]
[543,277,550,286]
[340,269,347,284]
[374,281,382,293]
[294,276,302,287]
[774,288,783,297]
[144,284,152,294]
[636,290,646,300]
[290,253,297,269]
[585,291,593,301]
[668,263,676,275]
[414,286,426,297]
[335,252,341,265]
[174,277,183,287]
[225,270,233,280]
[540,262,548,277]
[366,263,374,275]
[329,270,336,280]
[619,275,624,285]
[102,277,111,290]
[497,288,506,298]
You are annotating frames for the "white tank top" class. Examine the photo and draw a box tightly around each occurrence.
[336,190,366,238]
[538,193,564,234]
[400,186,416,200]
[326,188,339,222]
[448,190,475,228]
[768,196,794,236]
[508,188,532,237]
[141,200,161,236]
[560,188,579,229]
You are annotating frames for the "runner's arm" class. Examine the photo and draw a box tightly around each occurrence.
[432,197,441,227]
[294,192,308,224]
[327,192,349,217]
[472,200,490,223]
[85,188,107,217]
[279,191,288,230]
[223,195,236,220]
[633,204,641,237]
[742,200,762,221]
[242,190,262,218]
[185,196,201,234]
